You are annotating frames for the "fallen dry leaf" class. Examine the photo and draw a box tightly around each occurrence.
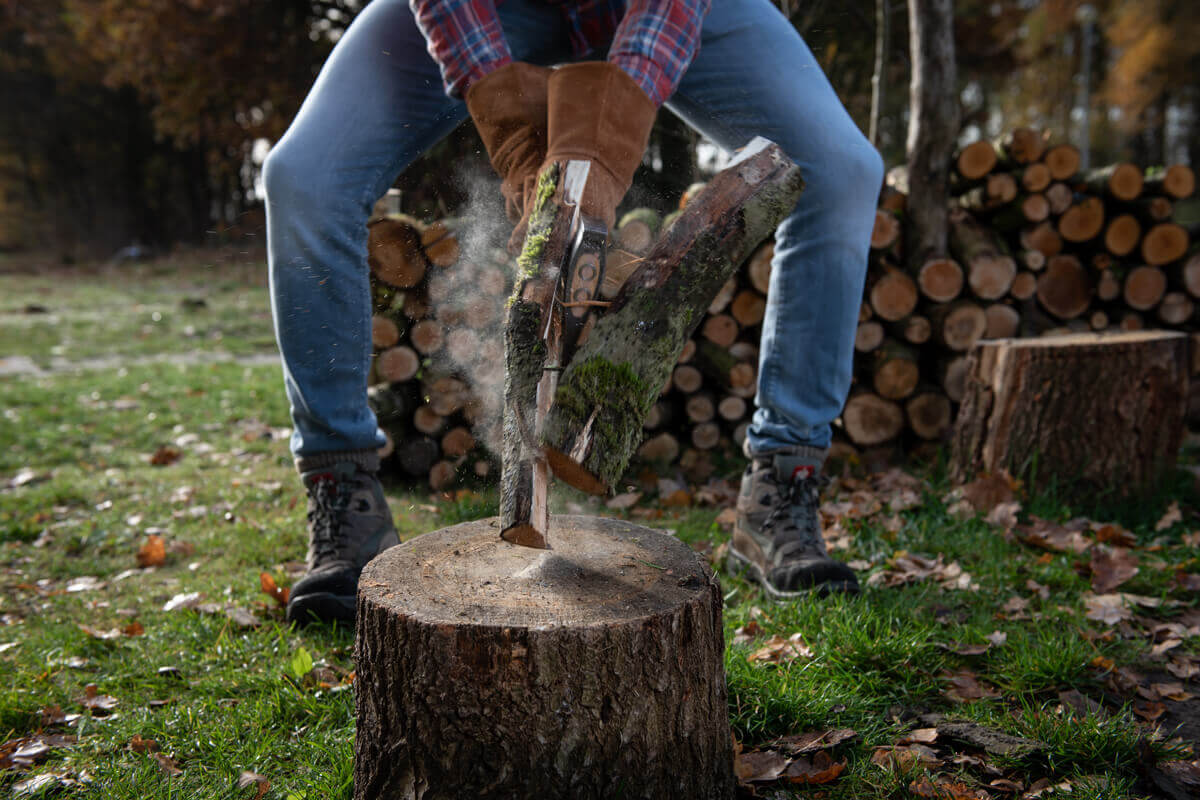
[732,619,764,645]
[163,591,202,612]
[909,776,990,799]
[783,750,845,785]
[1089,546,1138,593]
[985,501,1021,530]
[137,534,167,568]
[1134,700,1167,721]
[150,751,182,776]
[237,770,271,799]
[78,624,123,641]
[1092,522,1136,547]
[128,735,158,753]
[986,630,1008,648]
[942,670,1000,703]
[866,552,975,591]
[900,728,939,745]
[80,684,118,714]
[1156,501,1183,532]
[259,572,289,607]
[747,633,812,666]
[961,471,1018,513]
[768,728,857,755]
[734,748,789,783]
[870,743,941,772]
[149,445,183,466]
[1017,517,1091,554]
[1083,593,1134,626]
[122,621,145,637]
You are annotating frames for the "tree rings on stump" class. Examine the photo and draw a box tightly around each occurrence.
[354,515,734,800]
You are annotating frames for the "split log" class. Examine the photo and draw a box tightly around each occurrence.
[955,140,997,180]
[354,516,733,800]
[1036,255,1090,320]
[1124,265,1167,311]
[905,388,952,440]
[1141,223,1189,266]
[746,241,774,295]
[540,139,804,493]
[730,290,767,328]
[869,267,919,321]
[1043,144,1080,180]
[376,346,421,383]
[856,320,886,353]
[1145,164,1195,200]
[616,208,662,254]
[1057,196,1105,243]
[1104,214,1141,257]
[931,300,987,351]
[842,391,905,446]
[1182,252,1200,299]
[915,258,964,302]
[873,340,920,400]
[1010,272,1038,301]
[1158,292,1194,326]
[1082,163,1143,202]
[368,217,429,289]
[984,303,1021,339]
[949,331,1188,501]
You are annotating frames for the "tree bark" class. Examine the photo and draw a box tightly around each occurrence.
[905,0,959,269]
[355,516,734,800]
[541,140,803,493]
[949,332,1188,501]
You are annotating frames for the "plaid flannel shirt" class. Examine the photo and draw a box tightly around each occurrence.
[409,0,710,107]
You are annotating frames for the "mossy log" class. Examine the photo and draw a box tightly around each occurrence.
[541,139,804,493]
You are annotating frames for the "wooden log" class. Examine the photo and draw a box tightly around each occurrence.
[1019,163,1052,193]
[446,328,481,366]
[1082,163,1143,202]
[1043,144,1081,181]
[396,435,440,479]
[413,405,447,436]
[1091,252,1114,271]
[905,388,953,440]
[1020,249,1046,272]
[440,426,476,459]
[672,364,704,394]
[1124,265,1167,311]
[420,220,461,268]
[879,185,907,213]
[354,517,733,800]
[958,173,1019,213]
[368,216,429,289]
[637,432,681,463]
[717,395,747,422]
[642,400,672,430]
[1135,195,1174,223]
[1120,312,1144,332]
[889,314,932,345]
[871,209,902,250]
[1044,182,1074,216]
[872,340,920,400]
[1021,222,1063,258]
[427,460,457,491]
[940,355,969,403]
[376,345,421,383]
[728,362,758,398]
[1141,223,1189,266]
[855,320,886,353]
[730,290,766,328]
[869,266,919,321]
[1182,252,1200,299]
[541,140,804,493]
[368,383,419,425]
[930,300,987,352]
[372,315,402,350]
[691,422,722,451]
[692,341,750,391]
[746,240,773,295]
[955,140,998,180]
[984,303,1021,339]
[1010,271,1038,301]
[949,332,1188,501]
[1145,164,1195,200]
[1096,269,1121,302]
[481,260,510,296]
[842,391,905,446]
[707,277,737,315]
[915,257,964,302]
[402,291,431,321]
[1036,255,1091,320]
[685,393,716,424]
[615,208,662,255]
[1104,214,1142,257]
[1058,196,1105,243]
[1089,310,1109,331]
[1158,292,1194,326]
[728,341,759,363]
[428,376,470,416]
[474,459,493,480]
[732,421,750,448]
[996,127,1046,164]
[409,319,445,355]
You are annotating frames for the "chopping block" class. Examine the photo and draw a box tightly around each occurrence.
[353,515,734,800]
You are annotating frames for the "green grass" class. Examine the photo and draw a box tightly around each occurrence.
[2,256,1198,798]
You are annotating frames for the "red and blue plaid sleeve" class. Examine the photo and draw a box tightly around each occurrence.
[608,0,710,107]
[409,0,514,98]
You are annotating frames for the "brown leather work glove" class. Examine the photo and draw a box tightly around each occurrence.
[465,63,551,229]
[543,62,658,230]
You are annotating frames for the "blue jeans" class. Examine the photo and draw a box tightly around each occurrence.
[264,0,883,462]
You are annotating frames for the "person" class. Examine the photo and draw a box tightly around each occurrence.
[264,0,884,625]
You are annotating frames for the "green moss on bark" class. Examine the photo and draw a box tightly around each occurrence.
[515,164,561,281]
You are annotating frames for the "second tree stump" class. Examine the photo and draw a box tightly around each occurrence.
[354,515,734,800]
[950,331,1188,499]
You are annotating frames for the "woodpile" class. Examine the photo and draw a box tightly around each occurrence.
[367,129,1196,488]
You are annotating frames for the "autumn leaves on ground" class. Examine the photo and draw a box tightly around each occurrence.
[3,256,1200,799]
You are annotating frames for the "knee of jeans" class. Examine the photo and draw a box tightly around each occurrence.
[263,142,324,214]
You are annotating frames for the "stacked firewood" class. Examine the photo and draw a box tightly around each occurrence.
[367,129,1197,487]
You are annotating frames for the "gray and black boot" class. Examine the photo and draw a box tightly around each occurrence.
[287,457,399,626]
[728,446,858,599]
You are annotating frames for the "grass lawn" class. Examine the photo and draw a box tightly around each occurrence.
[2,254,1199,799]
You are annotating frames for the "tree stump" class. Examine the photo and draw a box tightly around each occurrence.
[354,515,734,800]
[950,331,1188,500]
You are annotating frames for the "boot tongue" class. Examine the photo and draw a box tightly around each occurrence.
[302,461,358,490]
[773,454,822,485]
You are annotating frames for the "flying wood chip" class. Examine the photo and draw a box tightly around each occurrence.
[259,572,289,607]
[137,534,167,567]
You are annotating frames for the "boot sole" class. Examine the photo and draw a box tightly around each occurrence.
[726,545,858,600]
[286,591,356,627]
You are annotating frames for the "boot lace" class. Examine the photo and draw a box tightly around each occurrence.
[765,473,827,560]
[307,476,352,561]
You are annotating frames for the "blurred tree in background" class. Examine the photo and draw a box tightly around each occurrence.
[0,0,1195,257]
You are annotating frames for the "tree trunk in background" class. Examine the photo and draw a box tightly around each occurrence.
[869,0,890,148]
[905,0,960,269]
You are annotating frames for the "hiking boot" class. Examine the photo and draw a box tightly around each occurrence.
[287,460,399,626]
[728,447,859,599]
